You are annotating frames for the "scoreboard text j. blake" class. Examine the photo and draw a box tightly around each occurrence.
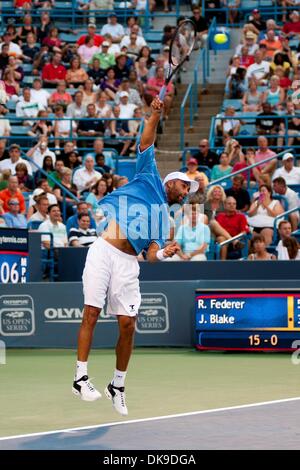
[195,291,300,351]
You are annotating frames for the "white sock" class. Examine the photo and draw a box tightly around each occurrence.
[112,369,127,388]
[76,361,88,380]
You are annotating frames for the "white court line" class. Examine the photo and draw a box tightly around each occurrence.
[1,396,300,442]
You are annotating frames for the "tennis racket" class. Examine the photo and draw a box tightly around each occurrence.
[159,19,197,101]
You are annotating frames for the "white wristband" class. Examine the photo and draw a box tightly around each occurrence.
[156,249,165,261]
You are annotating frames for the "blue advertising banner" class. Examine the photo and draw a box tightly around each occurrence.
[0,228,29,284]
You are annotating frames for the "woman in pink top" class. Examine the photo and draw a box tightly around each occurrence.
[78,36,99,65]
[43,27,63,53]
[49,80,73,109]
[66,56,89,88]
[145,66,174,118]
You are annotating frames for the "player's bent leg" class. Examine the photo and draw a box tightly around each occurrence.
[72,305,102,401]
[105,315,136,416]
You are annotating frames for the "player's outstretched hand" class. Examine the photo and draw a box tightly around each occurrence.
[163,241,180,258]
[151,96,164,114]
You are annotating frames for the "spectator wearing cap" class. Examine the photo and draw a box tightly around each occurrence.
[27,194,49,223]
[211,152,232,181]
[273,176,299,230]
[42,52,67,88]
[248,9,267,32]
[184,157,202,180]
[236,31,259,57]
[0,176,26,214]
[77,24,104,47]
[118,91,136,119]
[73,155,102,194]
[282,10,300,37]
[100,13,125,44]
[27,183,57,221]
[246,50,270,84]
[90,43,116,70]
[2,197,27,228]
[115,78,142,107]
[0,144,32,176]
[78,36,100,64]
[272,153,300,185]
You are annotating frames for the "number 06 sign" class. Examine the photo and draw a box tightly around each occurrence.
[0,228,29,284]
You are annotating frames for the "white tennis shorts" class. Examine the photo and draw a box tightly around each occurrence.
[82,237,141,317]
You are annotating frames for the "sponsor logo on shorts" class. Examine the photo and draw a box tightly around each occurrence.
[136,293,169,334]
[0,295,35,336]
[43,307,117,323]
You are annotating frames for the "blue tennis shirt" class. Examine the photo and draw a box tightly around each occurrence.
[98,144,170,254]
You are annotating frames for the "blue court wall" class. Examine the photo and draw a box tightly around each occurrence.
[0,280,299,348]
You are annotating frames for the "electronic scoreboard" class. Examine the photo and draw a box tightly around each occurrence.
[195,289,300,351]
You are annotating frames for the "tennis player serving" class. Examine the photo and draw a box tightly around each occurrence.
[73,96,198,416]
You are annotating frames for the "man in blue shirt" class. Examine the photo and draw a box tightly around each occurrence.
[73,97,198,415]
[3,199,27,229]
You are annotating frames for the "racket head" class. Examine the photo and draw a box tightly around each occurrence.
[169,19,196,68]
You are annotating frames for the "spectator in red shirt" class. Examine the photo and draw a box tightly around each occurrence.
[42,52,67,88]
[77,23,104,47]
[283,10,300,37]
[145,66,174,119]
[215,196,249,259]
[0,176,26,214]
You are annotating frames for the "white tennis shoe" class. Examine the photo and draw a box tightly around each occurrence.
[72,375,101,401]
[104,382,128,416]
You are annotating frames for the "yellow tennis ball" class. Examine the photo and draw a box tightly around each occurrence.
[214,33,228,44]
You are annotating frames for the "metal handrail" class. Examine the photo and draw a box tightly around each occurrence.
[207,148,293,188]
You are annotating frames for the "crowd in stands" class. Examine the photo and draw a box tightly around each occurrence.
[178,7,300,261]
[0,2,299,266]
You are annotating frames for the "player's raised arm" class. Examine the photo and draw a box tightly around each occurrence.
[139,97,164,152]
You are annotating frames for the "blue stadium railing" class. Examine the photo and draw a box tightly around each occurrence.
[0,0,189,32]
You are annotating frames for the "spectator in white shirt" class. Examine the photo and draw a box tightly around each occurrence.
[272,153,300,185]
[26,137,56,170]
[120,25,146,49]
[246,50,270,84]
[115,77,142,106]
[0,105,11,137]
[53,104,77,149]
[103,34,121,56]
[28,194,49,223]
[118,91,136,118]
[0,143,32,176]
[66,90,87,119]
[273,176,299,230]
[39,203,68,248]
[30,78,50,110]
[235,31,259,56]
[100,13,125,43]
[16,87,41,126]
[73,155,102,193]
[0,32,22,58]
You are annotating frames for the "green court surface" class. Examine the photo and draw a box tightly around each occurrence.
[0,348,299,438]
